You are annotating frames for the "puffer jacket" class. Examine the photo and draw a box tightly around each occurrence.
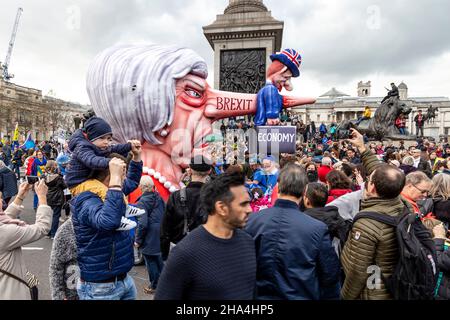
[341,196,409,300]
[340,147,408,300]
[434,238,450,300]
[0,167,18,199]
[65,129,131,188]
[71,160,142,282]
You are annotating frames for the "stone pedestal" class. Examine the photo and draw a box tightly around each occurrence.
[203,0,284,93]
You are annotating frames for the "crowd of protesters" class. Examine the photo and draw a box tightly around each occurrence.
[1,112,450,301]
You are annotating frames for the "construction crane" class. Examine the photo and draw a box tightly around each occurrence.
[1,7,23,81]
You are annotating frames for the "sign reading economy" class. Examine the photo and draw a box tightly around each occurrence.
[256,126,297,154]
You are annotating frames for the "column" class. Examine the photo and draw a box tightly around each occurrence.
[440,111,445,136]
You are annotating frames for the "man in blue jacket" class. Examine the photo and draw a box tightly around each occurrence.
[245,163,341,300]
[71,142,142,300]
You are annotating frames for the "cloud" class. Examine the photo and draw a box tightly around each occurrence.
[0,0,449,104]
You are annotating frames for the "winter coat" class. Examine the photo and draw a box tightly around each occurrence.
[418,160,432,178]
[160,181,206,260]
[327,189,354,204]
[65,129,132,188]
[49,218,79,300]
[135,191,165,256]
[45,174,66,207]
[434,238,450,300]
[304,206,352,252]
[399,164,417,175]
[71,160,142,282]
[326,148,382,221]
[0,202,52,300]
[12,149,24,167]
[318,166,333,183]
[0,167,18,199]
[327,190,363,221]
[25,156,35,176]
[250,196,271,212]
[433,199,450,226]
[245,199,341,300]
[341,196,411,300]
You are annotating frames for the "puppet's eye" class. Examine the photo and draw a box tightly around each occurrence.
[185,88,202,99]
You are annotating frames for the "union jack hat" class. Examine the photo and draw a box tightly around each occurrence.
[270,48,302,77]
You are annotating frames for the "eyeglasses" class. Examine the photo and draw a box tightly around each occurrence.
[412,184,429,196]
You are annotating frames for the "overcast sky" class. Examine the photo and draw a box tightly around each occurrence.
[1,0,449,105]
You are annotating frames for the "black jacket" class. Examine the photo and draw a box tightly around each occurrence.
[12,148,24,166]
[433,199,450,226]
[418,160,432,178]
[136,191,165,256]
[434,238,450,300]
[45,174,66,207]
[160,181,206,260]
[0,167,18,199]
[304,206,352,249]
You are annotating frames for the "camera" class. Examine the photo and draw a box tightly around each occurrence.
[26,174,46,184]
[26,176,39,184]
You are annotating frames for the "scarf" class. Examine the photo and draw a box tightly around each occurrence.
[71,179,127,203]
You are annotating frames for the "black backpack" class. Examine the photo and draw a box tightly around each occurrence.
[353,208,438,300]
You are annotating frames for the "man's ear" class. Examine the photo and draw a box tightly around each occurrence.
[214,201,229,217]
[303,195,310,208]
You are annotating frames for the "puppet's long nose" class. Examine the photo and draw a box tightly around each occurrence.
[204,88,316,121]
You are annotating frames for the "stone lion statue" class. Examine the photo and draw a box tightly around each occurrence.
[336,97,413,141]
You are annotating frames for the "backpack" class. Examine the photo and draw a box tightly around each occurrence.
[353,207,438,300]
[179,187,207,236]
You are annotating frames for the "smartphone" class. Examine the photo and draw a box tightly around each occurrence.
[26,176,39,184]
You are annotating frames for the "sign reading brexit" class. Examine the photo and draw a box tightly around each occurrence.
[216,97,253,111]
[256,126,297,154]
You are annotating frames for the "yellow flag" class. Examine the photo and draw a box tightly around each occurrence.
[12,122,19,142]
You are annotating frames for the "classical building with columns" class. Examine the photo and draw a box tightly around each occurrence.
[0,76,88,142]
[292,81,450,138]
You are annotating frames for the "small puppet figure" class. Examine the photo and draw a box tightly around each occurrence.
[254,49,302,126]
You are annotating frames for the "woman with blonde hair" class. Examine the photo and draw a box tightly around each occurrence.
[430,174,450,226]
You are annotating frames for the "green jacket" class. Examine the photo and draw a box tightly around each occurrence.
[340,147,412,300]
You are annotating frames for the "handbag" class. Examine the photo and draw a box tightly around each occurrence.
[0,268,39,300]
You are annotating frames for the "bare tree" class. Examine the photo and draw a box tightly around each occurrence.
[49,109,64,137]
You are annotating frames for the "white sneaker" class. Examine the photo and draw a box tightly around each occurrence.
[125,205,146,218]
[116,217,137,231]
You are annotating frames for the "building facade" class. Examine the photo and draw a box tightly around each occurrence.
[0,78,88,142]
[292,81,450,138]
